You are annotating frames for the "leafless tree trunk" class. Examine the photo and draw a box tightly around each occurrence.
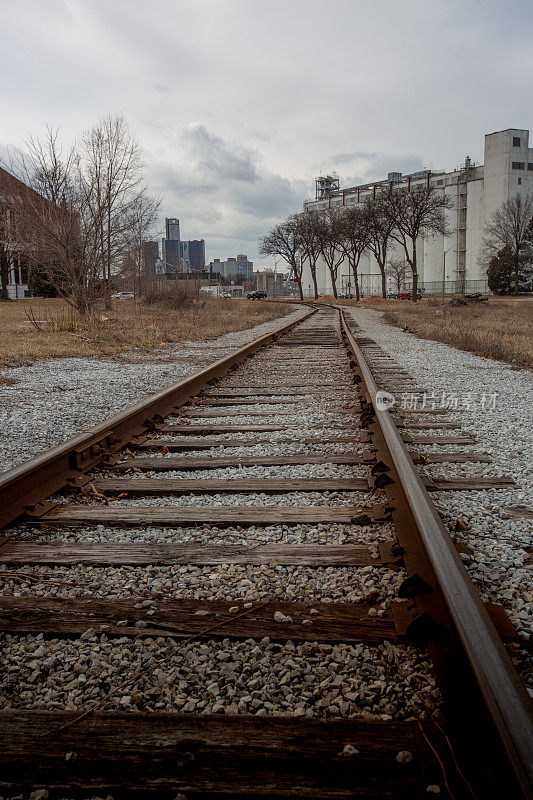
[259,216,303,299]
[81,115,143,308]
[296,212,321,299]
[385,258,408,294]
[313,209,343,298]
[0,210,12,301]
[364,197,394,298]
[2,121,158,316]
[483,193,533,295]
[337,205,370,301]
[119,192,160,299]
[2,129,103,315]
[380,186,452,301]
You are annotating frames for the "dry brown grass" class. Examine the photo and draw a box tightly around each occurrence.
[0,297,292,368]
[308,294,532,366]
[366,297,532,368]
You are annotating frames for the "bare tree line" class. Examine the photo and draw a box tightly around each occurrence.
[0,115,160,313]
[259,186,533,300]
[259,186,452,301]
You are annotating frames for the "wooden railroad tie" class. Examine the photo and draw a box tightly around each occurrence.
[182,407,362,418]
[0,710,439,796]
[0,596,517,643]
[92,477,371,495]
[0,540,379,566]
[82,476,515,495]
[163,423,351,433]
[0,597,399,643]
[409,451,491,463]
[131,435,364,451]
[118,453,372,471]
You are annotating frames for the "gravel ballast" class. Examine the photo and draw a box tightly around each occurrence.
[0,306,307,473]
[345,306,532,644]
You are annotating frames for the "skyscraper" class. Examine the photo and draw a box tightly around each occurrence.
[161,218,206,272]
[165,218,180,241]
[162,218,181,271]
[187,240,206,271]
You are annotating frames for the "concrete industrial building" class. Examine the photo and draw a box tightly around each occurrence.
[301,128,533,296]
[208,254,253,280]
[256,270,285,296]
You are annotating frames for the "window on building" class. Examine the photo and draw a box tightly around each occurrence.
[511,162,525,170]
[528,163,533,171]
[518,178,522,185]
[436,179,444,186]
[513,137,521,147]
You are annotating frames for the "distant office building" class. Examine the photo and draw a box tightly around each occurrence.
[208,254,253,280]
[165,218,180,241]
[185,239,206,271]
[162,238,181,270]
[161,217,181,272]
[142,241,159,278]
[161,218,205,272]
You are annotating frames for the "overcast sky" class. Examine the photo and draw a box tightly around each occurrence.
[1,0,532,267]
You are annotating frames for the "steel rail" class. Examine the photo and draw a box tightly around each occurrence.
[339,309,533,799]
[0,307,315,529]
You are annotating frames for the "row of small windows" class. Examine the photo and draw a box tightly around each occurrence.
[512,162,533,171]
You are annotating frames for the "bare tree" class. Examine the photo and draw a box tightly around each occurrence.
[258,216,303,299]
[337,205,370,301]
[385,257,408,294]
[381,186,452,301]
[364,196,395,298]
[296,212,321,299]
[119,192,160,298]
[483,193,533,295]
[81,115,143,308]
[313,209,343,298]
[2,120,158,314]
[3,129,104,315]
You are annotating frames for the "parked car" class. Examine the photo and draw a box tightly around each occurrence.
[112,292,134,299]
[247,290,267,299]
[398,290,422,300]
[339,293,354,299]
[387,291,399,299]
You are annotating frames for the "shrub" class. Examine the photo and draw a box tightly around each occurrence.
[142,286,195,308]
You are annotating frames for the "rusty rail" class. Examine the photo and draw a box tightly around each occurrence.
[0,307,315,529]
[339,309,533,799]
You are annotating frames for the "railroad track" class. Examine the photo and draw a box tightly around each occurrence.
[0,305,531,799]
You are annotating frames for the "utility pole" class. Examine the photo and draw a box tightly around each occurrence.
[442,245,455,297]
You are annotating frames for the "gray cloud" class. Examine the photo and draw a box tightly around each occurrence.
[181,124,260,184]
[147,126,311,251]
[330,151,379,165]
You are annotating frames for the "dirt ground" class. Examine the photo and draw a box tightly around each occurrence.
[0,297,292,369]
